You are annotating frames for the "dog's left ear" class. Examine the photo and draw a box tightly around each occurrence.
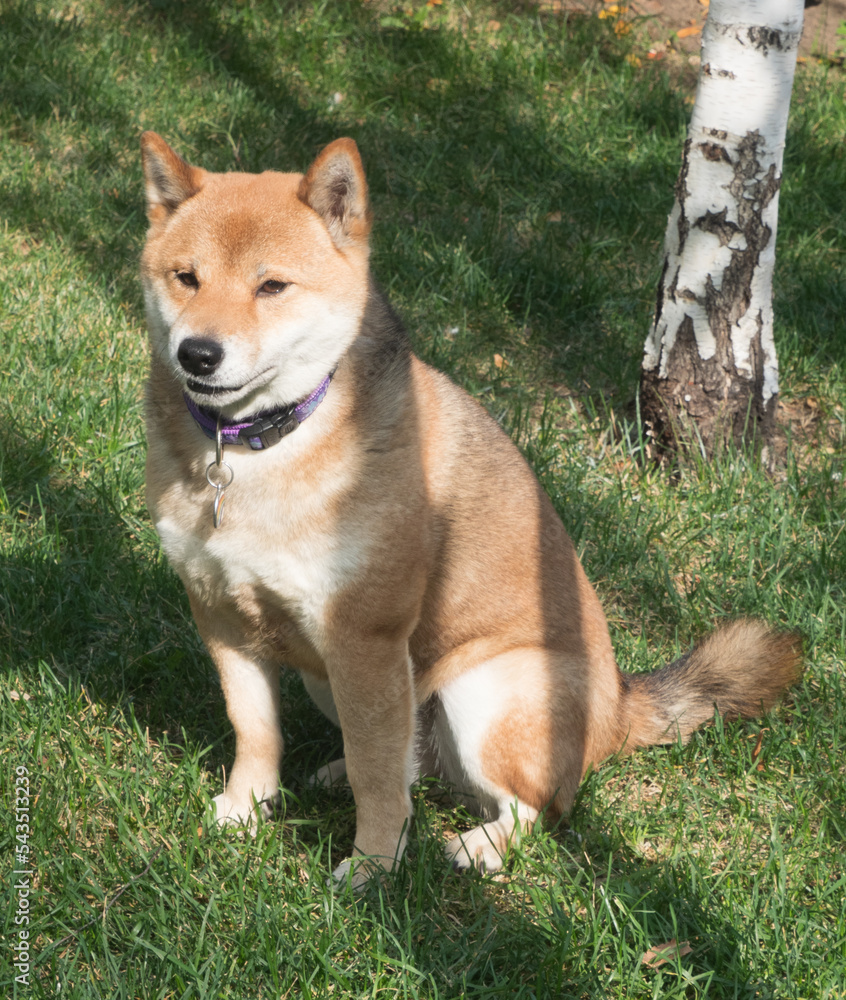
[140,131,207,226]
[298,138,372,250]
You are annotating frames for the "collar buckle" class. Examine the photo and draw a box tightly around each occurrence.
[236,413,299,450]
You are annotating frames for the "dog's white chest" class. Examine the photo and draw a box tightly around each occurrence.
[154,487,364,642]
[160,520,331,594]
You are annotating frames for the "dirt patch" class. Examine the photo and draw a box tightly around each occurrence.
[773,393,846,477]
[538,0,846,62]
[634,0,845,60]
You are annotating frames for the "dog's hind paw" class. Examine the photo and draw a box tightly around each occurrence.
[445,800,539,873]
[445,825,506,873]
[308,756,349,788]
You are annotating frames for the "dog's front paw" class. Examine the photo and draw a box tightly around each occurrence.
[331,856,384,892]
[210,790,275,833]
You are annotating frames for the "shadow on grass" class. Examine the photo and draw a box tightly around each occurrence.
[0,422,205,719]
[0,0,683,391]
[322,792,763,998]
[2,0,842,391]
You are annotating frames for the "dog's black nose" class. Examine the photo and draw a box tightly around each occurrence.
[177,337,224,377]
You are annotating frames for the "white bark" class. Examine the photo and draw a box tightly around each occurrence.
[643,0,803,408]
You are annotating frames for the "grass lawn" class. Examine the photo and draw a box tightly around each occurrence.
[1,1,844,997]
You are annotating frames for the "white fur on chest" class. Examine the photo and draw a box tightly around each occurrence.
[154,449,366,638]
[158,514,358,610]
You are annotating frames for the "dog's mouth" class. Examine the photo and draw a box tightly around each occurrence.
[183,368,275,401]
[186,378,240,396]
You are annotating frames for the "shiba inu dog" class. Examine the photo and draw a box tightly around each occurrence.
[140,132,802,884]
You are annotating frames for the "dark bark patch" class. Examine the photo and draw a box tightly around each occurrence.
[701,63,737,80]
[698,141,732,164]
[654,254,669,329]
[674,137,692,246]
[696,208,741,246]
[747,25,789,54]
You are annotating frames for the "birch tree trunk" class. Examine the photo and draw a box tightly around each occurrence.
[640,0,804,465]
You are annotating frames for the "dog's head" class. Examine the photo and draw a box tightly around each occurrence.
[140,133,372,418]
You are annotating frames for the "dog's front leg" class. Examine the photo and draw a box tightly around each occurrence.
[190,598,283,830]
[326,638,416,886]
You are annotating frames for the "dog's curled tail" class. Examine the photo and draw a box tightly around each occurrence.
[620,619,803,750]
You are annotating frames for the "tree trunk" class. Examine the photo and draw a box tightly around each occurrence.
[640,0,804,466]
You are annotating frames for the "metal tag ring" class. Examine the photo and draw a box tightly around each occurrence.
[206,461,234,490]
[215,419,225,466]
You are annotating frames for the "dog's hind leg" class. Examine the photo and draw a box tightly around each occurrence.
[300,671,349,787]
[301,670,341,726]
[433,649,586,872]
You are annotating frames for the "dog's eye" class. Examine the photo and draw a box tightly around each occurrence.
[258,279,288,297]
[175,270,199,289]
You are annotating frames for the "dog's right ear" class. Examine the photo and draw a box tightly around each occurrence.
[298,138,372,250]
[140,132,206,225]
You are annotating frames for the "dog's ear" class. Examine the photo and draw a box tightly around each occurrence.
[140,132,206,225]
[298,138,372,250]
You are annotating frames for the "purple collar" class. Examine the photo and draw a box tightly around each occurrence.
[184,373,332,451]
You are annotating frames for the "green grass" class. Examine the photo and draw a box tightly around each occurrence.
[1,1,845,997]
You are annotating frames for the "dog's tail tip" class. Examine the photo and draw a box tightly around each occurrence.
[622,617,804,750]
[710,617,804,698]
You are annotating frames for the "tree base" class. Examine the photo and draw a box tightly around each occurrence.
[640,317,778,468]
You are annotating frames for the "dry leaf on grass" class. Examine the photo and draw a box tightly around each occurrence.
[642,939,693,969]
